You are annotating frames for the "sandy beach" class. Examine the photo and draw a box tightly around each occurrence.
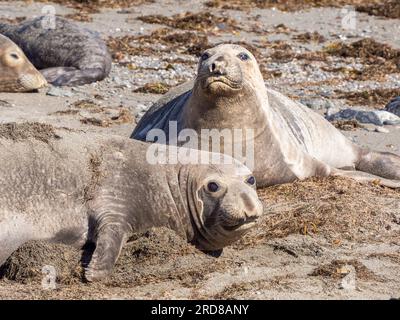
[0,0,399,299]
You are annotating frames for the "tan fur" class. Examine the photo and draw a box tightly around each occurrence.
[0,34,47,92]
[132,44,400,189]
[0,124,263,281]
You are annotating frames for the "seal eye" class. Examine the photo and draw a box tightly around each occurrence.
[207,182,220,193]
[246,176,256,186]
[201,52,210,61]
[10,53,19,60]
[237,52,250,61]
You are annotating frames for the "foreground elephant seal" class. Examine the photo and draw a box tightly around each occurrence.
[0,123,262,281]
[0,16,111,86]
[0,34,47,92]
[132,44,400,188]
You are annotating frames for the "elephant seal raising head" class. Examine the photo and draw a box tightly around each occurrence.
[0,34,47,92]
[0,126,262,281]
[195,43,264,97]
[132,44,400,189]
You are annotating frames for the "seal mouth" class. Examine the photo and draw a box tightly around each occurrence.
[222,215,258,231]
[204,75,242,90]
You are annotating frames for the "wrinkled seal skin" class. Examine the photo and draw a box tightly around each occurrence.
[132,44,400,188]
[0,16,111,86]
[0,127,262,281]
[0,34,47,92]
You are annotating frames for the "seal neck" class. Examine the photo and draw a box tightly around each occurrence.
[184,85,268,135]
[178,164,226,251]
[176,165,197,243]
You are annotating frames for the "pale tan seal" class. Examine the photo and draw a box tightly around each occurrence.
[132,44,400,188]
[0,34,47,92]
[0,123,262,281]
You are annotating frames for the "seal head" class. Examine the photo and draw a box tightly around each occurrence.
[195,44,263,98]
[182,157,263,251]
[0,34,47,92]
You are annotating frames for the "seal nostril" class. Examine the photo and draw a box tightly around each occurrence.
[211,63,216,72]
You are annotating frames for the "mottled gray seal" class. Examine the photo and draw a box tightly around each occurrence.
[0,16,111,86]
[0,34,47,92]
[132,44,400,188]
[0,123,262,281]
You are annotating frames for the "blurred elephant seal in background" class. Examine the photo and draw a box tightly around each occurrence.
[0,34,47,92]
[132,44,400,189]
[0,123,262,281]
[0,16,111,86]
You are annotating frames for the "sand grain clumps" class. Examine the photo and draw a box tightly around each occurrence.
[0,228,226,287]
[236,176,400,248]
[0,241,83,285]
[310,259,381,281]
[0,122,61,143]
[108,227,226,287]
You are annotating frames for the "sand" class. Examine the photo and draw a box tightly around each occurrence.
[0,0,399,299]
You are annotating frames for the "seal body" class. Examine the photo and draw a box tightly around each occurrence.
[0,16,112,86]
[0,124,262,281]
[132,44,400,188]
[0,34,47,92]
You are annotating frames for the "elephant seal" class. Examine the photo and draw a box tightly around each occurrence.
[0,123,262,281]
[0,16,111,86]
[131,44,400,188]
[0,34,47,92]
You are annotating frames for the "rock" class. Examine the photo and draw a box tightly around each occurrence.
[325,105,340,118]
[300,97,336,111]
[375,127,389,133]
[385,96,400,117]
[327,108,400,126]
[46,87,74,97]
[339,265,356,291]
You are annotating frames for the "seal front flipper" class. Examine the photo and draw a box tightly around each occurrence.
[84,215,131,282]
[41,67,107,87]
[131,81,194,140]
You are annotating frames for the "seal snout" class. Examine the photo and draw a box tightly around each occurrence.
[0,34,48,92]
[240,191,263,223]
[222,190,263,231]
[19,71,48,91]
[198,50,243,94]
[209,57,228,76]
